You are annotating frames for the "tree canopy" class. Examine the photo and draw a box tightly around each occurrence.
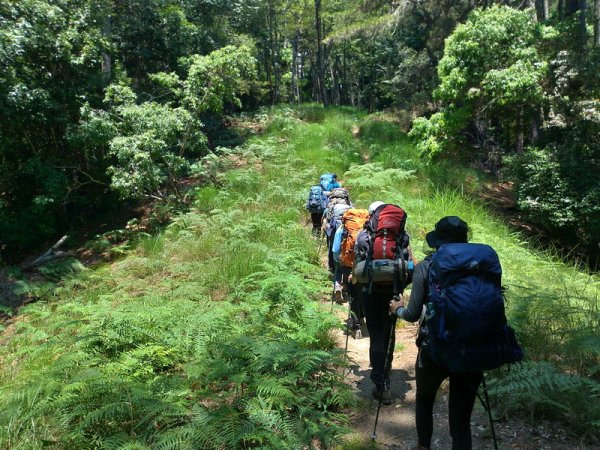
[1,0,598,264]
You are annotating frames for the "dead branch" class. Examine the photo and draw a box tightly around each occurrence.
[22,235,75,271]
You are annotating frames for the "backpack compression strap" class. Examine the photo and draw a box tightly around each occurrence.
[363,231,409,295]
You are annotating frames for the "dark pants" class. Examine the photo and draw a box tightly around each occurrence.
[349,281,364,323]
[326,234,335,273]
[310,212,322,234]
[362,288,395,387]
[334,264,351,286]
[415,347,483,450]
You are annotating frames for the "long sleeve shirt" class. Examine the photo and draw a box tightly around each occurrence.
[396,258,431,322]
[332,225,344,262]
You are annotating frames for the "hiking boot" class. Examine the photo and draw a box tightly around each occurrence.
[371,386,392,405]
[354,328,362,339]
[334,283,343,304]
[342,289,350,303]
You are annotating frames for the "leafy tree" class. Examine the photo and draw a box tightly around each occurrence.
[0,0,107,256]
[411,6,548,160]
[182,45,259,114]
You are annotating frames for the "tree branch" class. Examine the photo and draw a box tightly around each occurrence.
[22,235,74,270]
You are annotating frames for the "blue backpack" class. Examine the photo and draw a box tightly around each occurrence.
[306,185,327,213]
[426,243,523,372]
[320,173,339,192]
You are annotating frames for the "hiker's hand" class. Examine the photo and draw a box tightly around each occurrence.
[389,296,404,316]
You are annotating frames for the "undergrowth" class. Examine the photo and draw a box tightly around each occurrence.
[0,107,362,449]
[0,105,598,447]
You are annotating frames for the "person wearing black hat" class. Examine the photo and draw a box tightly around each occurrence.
[388,216,483,450]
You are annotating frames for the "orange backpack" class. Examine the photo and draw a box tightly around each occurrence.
[339,208,370,268]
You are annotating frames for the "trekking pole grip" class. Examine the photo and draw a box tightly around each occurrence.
[389,294,404,317]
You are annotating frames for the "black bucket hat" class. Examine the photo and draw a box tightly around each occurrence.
[425,216,470,248]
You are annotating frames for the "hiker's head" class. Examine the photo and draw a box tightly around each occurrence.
[426,216,470,249]
[368,201,385,215]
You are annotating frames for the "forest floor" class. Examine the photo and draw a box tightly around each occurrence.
[327,296,594,450]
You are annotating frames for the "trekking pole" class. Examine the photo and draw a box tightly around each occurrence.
[344,295,360,363]
[476,374,499,450]
[344,297,352,359]
[371,306,398,441]
[317,233,325,257]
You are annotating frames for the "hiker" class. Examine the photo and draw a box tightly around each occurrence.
[333,208,370,335]
[331,221,347,302]
[389,216,521,450]
[354,201,414,405]
[305,185,327,236]
[320,172,340,195]
[322,187,352,274]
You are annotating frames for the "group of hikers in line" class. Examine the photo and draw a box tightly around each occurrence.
[305,173,523,450]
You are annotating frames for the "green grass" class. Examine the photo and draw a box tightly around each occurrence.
[0,105,598,447]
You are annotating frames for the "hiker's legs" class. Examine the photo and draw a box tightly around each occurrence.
[326,235,335,273]
[350,282,364,320]
[415,349,448,448]
[349,279,362,325]
[341,266,351,301]
[448,371,483,450]
[363,291,395,387]
[333,261,343,301]
[334,264,349,286]
[310,212,321,235]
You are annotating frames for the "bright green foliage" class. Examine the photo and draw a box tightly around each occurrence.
[72,43,260,202]
[410,107,472,160]
[343,163,416,191]
[76,84,205,200]
[413,6,547,160]
[183,45,258,114]
[436,6,546,105]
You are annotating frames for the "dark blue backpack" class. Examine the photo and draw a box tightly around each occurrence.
[319,173,339,192]
[306,185,327,213]
[426,243,523,372]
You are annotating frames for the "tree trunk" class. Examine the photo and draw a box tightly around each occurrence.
[526,0,537,22]
[291,33,300,104]
[101,9,112,86]
[566,0,580,15]
[580,0,588,48]
[314,0,328,106]
[530,111,540,145]
[516,109,524,153]
[542,0,549,20]
[330,65,339,105]
[342,43,348,105]
[268,0,280,104]
[535,0,549,20]
[559,0,564,18]
[594,0,600,46]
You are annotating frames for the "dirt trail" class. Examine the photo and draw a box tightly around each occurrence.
[328,298,593,450]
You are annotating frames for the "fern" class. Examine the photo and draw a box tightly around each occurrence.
[488,362,600,437]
